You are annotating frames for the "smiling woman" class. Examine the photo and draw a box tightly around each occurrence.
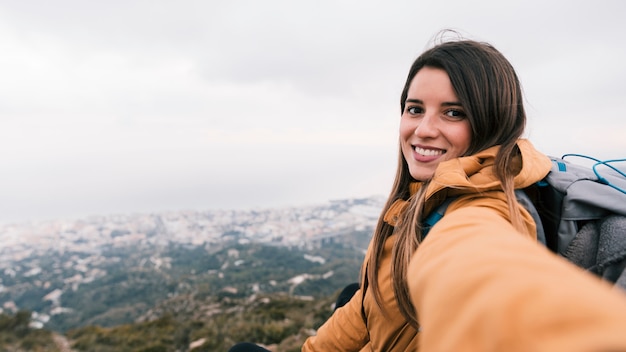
[226,35,626,352]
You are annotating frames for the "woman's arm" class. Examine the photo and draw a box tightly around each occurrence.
[302,286,369,352]
[409,205,626,352]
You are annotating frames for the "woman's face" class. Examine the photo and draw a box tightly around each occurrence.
[400,67,472,181]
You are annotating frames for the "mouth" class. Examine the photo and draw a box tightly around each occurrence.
[414,146,446,157]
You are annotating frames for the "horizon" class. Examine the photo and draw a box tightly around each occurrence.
[0,192,388,227]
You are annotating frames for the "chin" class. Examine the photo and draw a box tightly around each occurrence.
[410,173,431,182]
[408,166,436,181]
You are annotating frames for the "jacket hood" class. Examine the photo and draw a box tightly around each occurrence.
[383,139,551,227]
[425,139,552,200]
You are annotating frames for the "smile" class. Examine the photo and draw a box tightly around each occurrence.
[414,146,445,157]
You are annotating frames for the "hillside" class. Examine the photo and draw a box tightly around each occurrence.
[0,196,382,351]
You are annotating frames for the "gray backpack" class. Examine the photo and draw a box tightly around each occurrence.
[425,155,626,288]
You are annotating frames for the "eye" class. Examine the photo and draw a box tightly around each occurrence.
[444,109,466,119]
[406,106,423,115]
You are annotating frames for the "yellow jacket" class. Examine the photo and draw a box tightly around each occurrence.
[304,140,626,351]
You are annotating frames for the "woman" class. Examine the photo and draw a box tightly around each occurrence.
[301,38,626,351]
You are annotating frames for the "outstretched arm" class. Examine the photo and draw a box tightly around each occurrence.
[409,205,626,352]
[302,286,369,352]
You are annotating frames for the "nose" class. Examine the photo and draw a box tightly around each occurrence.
[414,113,438,138]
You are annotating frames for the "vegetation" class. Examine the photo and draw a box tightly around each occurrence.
[67,293,338,351]
[0,239,363,350]
[0,207,372,350]
[0,310,61,352]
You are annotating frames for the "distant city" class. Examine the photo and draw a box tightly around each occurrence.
[1,195,384,255]
[0,195,385,330]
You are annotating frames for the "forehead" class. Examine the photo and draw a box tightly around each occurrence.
[407,67,458,102]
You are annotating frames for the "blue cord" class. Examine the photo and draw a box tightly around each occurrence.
[561,153,602,164]
[592,159,626,179]
[592,159,626,195]
[562,153,626,195]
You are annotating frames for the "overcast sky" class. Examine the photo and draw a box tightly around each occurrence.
[1,0,625,225]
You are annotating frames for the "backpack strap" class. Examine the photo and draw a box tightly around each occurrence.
[422,197,456,239]
[515,189,547,246]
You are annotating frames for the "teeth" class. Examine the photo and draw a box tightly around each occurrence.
[414,147,444,156]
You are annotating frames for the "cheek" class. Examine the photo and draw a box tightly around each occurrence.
[399,118,414,140]
[455,123,472,154]
[399,123,412,156]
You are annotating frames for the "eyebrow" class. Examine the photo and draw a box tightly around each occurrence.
[405,99,463,107]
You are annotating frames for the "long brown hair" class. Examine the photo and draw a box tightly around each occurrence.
[365,38,527,328]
